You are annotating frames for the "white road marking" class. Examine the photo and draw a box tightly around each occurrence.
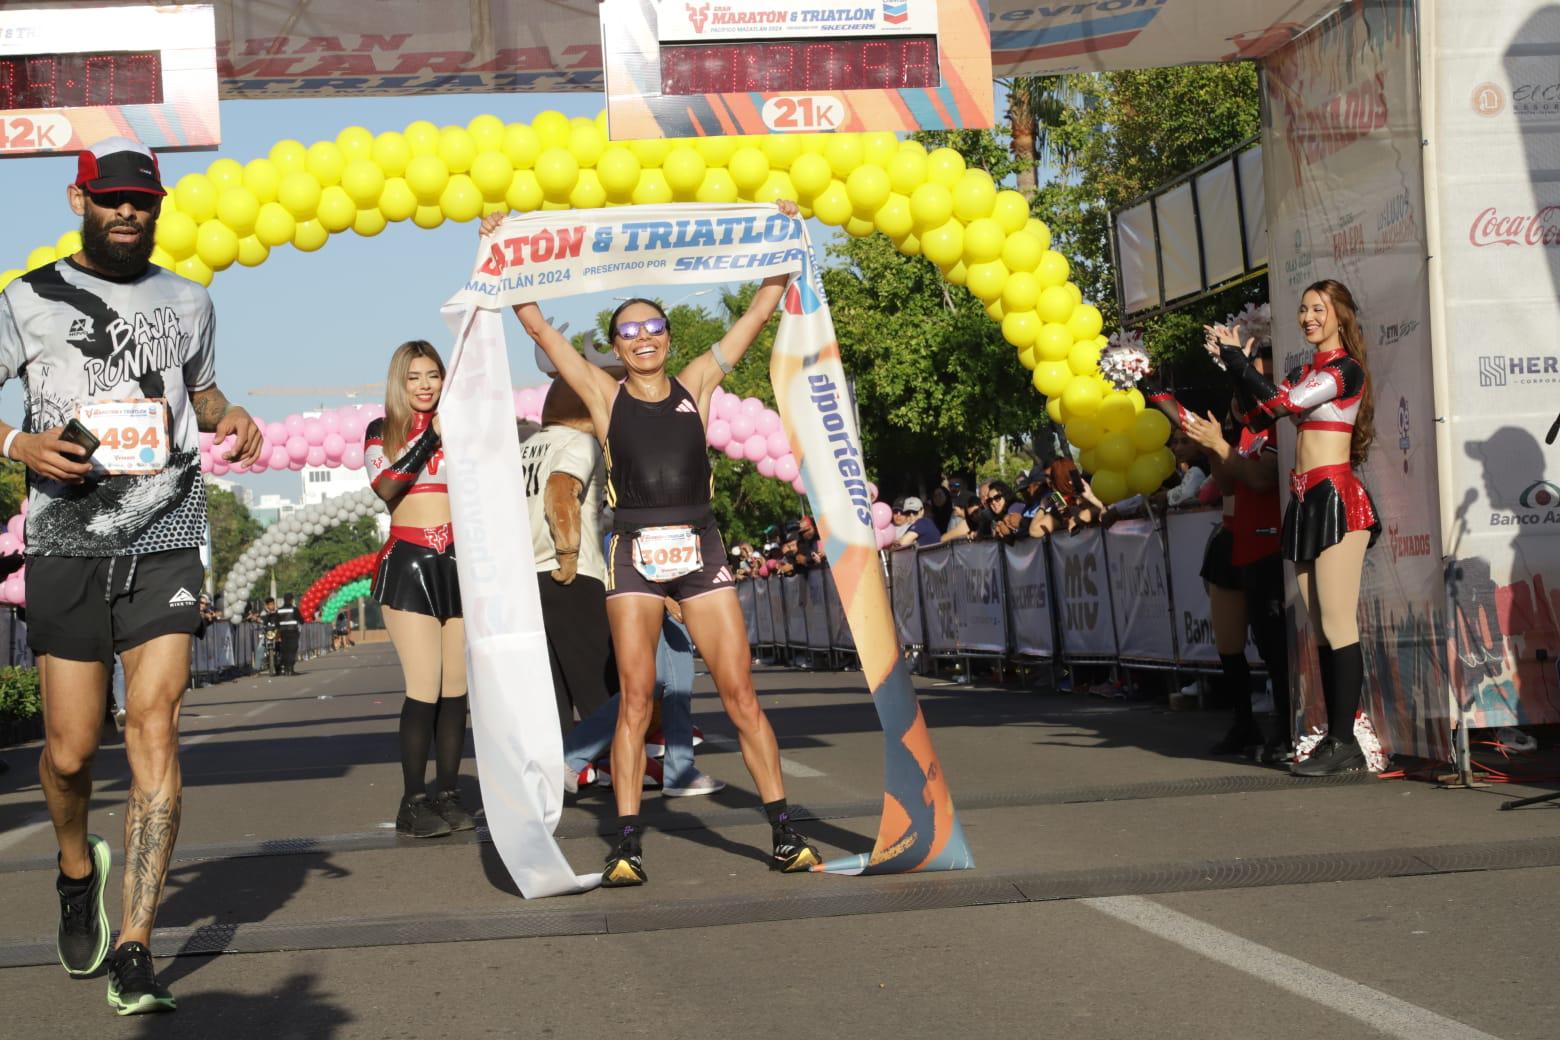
[701,735,824,779]
[1084,895,1505,1040]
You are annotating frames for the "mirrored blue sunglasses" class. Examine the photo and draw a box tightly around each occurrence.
[613,317,668,340]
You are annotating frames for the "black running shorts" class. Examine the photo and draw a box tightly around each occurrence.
[25,549,205,665]
[606,524,734,602]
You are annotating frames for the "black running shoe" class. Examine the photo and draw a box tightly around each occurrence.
[432,789,476,832]
[602,838,647,887]
[106,942,176,1015]
[57,834,111,977]
[770,823,822,873]
[1291,735,1366,777]
[395,794,452,838]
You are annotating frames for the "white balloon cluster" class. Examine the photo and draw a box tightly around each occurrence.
[222,487,387,621]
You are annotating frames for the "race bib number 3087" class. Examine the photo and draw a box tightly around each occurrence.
[78,399,169,475]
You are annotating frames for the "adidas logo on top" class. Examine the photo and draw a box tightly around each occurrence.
[168,587,197,607]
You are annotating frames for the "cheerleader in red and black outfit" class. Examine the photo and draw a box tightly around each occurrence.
[1209,280,1380,776]
[365,340,472,837]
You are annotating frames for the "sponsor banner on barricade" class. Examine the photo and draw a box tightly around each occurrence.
[783,574,807,648]
[1003,539,1055,659]
[889,548,923,648]
[756,578,775,645]
[1105,519,1175,664]
[1165,511,1263,668]
[825,570,855,650]
[952,541,1006,654]
[805,568,831,652]
[916,543,959,654]
[1049,528,1116,659]
[738,581,757,644]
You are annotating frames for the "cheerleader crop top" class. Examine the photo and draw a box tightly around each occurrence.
[1223,347,1366,434]
[364,413,447,496]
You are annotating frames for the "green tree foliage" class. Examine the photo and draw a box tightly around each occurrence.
[270,516,382,604]
[0,460,24,522]
[205,483,263,592]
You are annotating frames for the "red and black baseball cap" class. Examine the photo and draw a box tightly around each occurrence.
[74,136,165,196]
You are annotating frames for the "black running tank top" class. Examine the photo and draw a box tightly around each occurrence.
[605,377,713,530]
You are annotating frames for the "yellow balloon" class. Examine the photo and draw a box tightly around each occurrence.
[1036,250,1071,288]
[952,168,996,222]
[305,141,345,186]
[1128,454,1165,496]
[1068,340,1101,376]
[568,123,606,167]
[1091,468,1129,506]
[1067,303,1104,341]
[1046,396,1066,424]
[155,211,198,259]
[1037,284,1075,324]
[465,114,505,152]
[887,148,927,195]
[53,230,81,258]
[729,147,770,194]
[695,169,739,204]
[925,147,966,187]
[533,149,579,202]
[760,135,804,169]
[341,159,386,208]
[236,235,270,267]
[352,208,387,237]
[1067,282,1084,306]
[920,220,964,268]
[824,134,864,178]
[1126,387,1146,413]
[277,170,323,220]
[861,131,899,166]
[788,153,832,199]
[811,183,853,226]
[1077,448,1098,474]
[175,255,213,286]
[1001,230,1043,273]
[503,124,542,169]
[943,261,968,286]
[1032,360,1071,397]
[412,205,445,230]
[195,220,240,270]
[469,151,514,201]
[371,132,411,178]
[269,139,307,174]
[336,125,375,161]
[1130,409,1173,452]
[1065,416,1102,450]
[24,246,56,271]
[631,168,674,205]
[568,170,608,209]
[991,190,1030,233]
[174,174,218,223]
[1148,446,1177,482]
[894,231,921,256]
[1001,310,1041,348]
[243,159,280,204]
[505,170,544,212]
[403,121,440,156]
[1017,345,1037,370]
[215,187,261,238]
[254,202,296,246]
[663,146,706,199]
[754,171,798,204]
[846,217,875,238]
[1002,271,1041,313]
[694,136,739,166]
[845,164,891,215]
[379,178,419,221]
[149,248,173,270]
[985,298,1006,322]
[962,218,1005,265]
[440,175,484,222]
[629,138,672,168]
[597,145,641,200]
[1062,376,1103,417]
[908,182,953,231]
[1036,323,1073,362]
[1098,392,1136,434]
[966,261,1008,303]
[1025,217,1053,251]
[206,158,245,193]
[873,194,914,239]
[292,218,328,252]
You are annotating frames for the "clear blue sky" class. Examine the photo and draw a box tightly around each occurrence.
[0,92,843,497]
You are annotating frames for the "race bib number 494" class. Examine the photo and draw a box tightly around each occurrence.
[78,400,168,475]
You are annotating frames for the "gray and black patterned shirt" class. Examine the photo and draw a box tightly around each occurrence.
[0,257,215,557]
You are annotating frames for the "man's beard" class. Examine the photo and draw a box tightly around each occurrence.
[81,209,156,276]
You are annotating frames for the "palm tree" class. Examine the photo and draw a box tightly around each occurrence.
[1002,76,1074,200]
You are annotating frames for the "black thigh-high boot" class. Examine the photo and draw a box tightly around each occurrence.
[1210,654,1260,754]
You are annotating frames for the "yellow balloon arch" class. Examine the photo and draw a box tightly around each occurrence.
[0,110,1173,501]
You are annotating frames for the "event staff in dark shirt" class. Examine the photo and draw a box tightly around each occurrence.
[274,594,300,676]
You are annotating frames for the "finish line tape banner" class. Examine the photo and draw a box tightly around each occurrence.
[446,203,972,879]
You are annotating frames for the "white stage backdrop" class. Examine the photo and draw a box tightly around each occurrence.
[1425,0,1560,734]
[1048,528,1116,659]
[1261,0,1449,758]
[1105,518,1176,663]
[917,543,960,655]
[952,541,1007,654]
[1004,538,1056,659]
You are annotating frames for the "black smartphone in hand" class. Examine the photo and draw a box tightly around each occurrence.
[59,418,100,460]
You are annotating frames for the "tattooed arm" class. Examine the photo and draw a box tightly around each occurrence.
[191,385,263,464]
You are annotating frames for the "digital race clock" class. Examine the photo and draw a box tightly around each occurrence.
[0,5,218,157]
[602,0,993,138]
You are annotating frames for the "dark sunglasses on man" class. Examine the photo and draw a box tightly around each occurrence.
[85,189,160,212]
[614,317,668,339]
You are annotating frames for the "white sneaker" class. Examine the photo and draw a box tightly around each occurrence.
[563,763,595,795]
[663,772,726,797]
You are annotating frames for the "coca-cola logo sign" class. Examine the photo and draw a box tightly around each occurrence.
[1469,206,1560,247]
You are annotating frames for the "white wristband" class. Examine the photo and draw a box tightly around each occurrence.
[2,429,18,460]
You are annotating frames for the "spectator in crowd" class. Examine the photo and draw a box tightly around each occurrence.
[983,480,1027,542]
[792,515,823,570]
[196,593,220,626]
[927,485,956,535]
[896,496,942,548]
[333,608,355,650]
[939,492,973,541]
[890,498,911,541]
[959,493,994,540]
[274,593,301,676]
[1102,431,1210,524]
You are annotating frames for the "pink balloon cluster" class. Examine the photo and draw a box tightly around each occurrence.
[708,387,806,495]
[201,403,388,478]
[870,496,897,550]
[0,502,29,606]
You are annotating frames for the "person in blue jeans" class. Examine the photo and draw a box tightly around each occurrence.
[564,597,724,797]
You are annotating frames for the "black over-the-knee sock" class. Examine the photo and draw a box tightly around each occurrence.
[1221,654,1253,726]
[399,698,438,798]
[434,695,468,792]
[1315,644,1334,729]
[1328,642,1363,744]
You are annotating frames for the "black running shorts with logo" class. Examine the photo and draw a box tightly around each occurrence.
[25,549,204,665]
[606,525,734,602]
